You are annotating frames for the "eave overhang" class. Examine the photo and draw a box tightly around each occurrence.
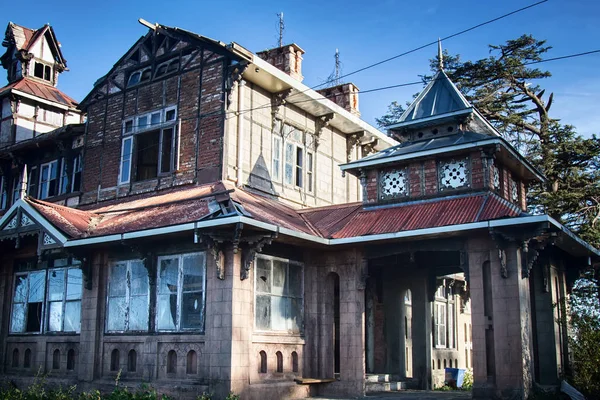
[340,136,545,183]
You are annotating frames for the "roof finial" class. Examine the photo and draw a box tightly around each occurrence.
[437,38,444,71]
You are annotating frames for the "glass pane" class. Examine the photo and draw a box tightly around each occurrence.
[284,144,294,184]
[109,264,127,296]
[272,260,286,296]
[181,292,203,329]
[138,115,148,130]
[28,271,46,303]
[157,294,177,330]
[290,298,302,332]
[255,295,271,330]
[54,258,68,267]
[183,254,204,292]
[271,296,289,331]
[48,301,63,331]
[256,258,271,293]
[66,269,82,300]
[165,109,176,121]
[123,138,132,159]
[50,161,58,180]
[49,269,65,302]
[288,264,302,297]
[159,258,179,294]
[64,301,81,332]
[124,120,133,133]
[130,262,148,296]
[14,275,27,303]
[121,160,130,183]
[129,296,148,331]
[107,297,126,331]
[151,112,161,126]
[160,128,173,173]
[10,303,26,333]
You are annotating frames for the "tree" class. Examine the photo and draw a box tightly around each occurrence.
[378,35,600,247]
[375,101,405,130]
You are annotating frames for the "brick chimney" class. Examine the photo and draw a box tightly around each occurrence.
[256,44,304,82]
[317,83,360,117]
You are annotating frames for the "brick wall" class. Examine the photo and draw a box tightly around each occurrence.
[80,46,229,205]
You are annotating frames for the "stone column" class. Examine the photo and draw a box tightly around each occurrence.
[411,272,432,389]
[78,251,106,381]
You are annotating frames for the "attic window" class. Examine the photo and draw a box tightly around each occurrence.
[33,62,52,82]
[127,67,152,87]
[155,59,180,78]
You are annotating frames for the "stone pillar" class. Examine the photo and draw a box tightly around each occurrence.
[78,251,106,381]
[383,271,402,375]
[411,272,432,389]
[468,237,534,399]
[365,279,375,373]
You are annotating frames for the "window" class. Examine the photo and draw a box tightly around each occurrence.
[110,349,120,371]
[67,349,75,370]
[272,136,281,181]
[27,166,38,199]
[295,147,303,187]
[167,350,177,374]
[33,62,52,82]
[157,252,206,332]
[71,154,82,192]
[47,259,82,332]
[52,349,60,369]
[284,143,294,185]
[259,351,267,373]
[276,351,283,373]
[127,67,151,87]
[155,59,180,78]
[107,260,149,332]
[434,302,447,347]
[291,351,298,373]
[11,174,20,205]
[11,270,46,333]
[119,107,179,184]
[128,350,137,372]
[59,158,69,195]
[186,350,197,375]
[306,152,313,192]
[255,255,303,332]
[39,160,59,199]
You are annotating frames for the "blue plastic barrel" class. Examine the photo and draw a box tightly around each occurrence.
[444,368,465,388]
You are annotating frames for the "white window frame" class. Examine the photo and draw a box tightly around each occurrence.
[435,302,447,348]
[272,135,282,181]
[10,270,47,334]
[119,136,134,185]
[106,259,149,333]
[46,260,83,333]
[156,252,206,333]
[39,159,59,200]
[254,254,304,333]
[59,158,69,195]
[306,151,313,192]
[11,175,20,205]
[71,154,82,192]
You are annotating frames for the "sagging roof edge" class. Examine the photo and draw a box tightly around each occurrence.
[55,213,599,258]
[0,199,68,244]
[339,136,545,183]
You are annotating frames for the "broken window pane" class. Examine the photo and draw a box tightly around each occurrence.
[107,296,127,331]
[107,260,148,332]
[64,301,81,332]
[256,295,271,330]
[109,264,127,296]
[66,269,82,300]
[158,257,179,331]
[181,292,203,329]
[14,275,27,303]
[48,301,63,331]
[284,143,294,184]
[10,303,25,333]
[128,296,148,331]
[272,260,285,296]
[130,261,148,295]
[288,264,302,297]
[256,258,271,293]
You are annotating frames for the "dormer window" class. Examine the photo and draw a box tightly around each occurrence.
[380,168,408,200]
[155,59,180,78]
[439,158,470,191]
[33,61,52,82]
[127,67,152,87]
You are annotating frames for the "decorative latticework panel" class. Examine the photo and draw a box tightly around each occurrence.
[439,158,470,191]
[491,163,501,190]
[379,169,408,200]
[511,177,519,204]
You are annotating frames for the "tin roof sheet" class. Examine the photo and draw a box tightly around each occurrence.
[0,78,79,108]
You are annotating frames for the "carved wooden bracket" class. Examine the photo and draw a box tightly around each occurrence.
[226,62,249,108]
[361,138,379,156]
[489,228,510,278]
[241,233,277,280]
[271,89,293,125]
[347,131,365,162]
[314,113,334,149]
[201,235,226,280]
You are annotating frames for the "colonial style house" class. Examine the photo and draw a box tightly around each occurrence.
[0,20,597,400]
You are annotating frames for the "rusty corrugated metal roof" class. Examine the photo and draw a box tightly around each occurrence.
[299,202,363,238]
[27,197,98,238]
[0,78,79,108]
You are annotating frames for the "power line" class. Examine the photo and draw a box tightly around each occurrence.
[524,49,600,65]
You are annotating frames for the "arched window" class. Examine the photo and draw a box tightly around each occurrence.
[24,349,31,368]
[110,349,120,371]
[449,359,453,368]
[455,359,458,369]
[12,349,19,368]
[53,349,60,370]
[276,351,283,373]
[432,360,435,370]
[167,350,177,374]
[443,359,447,369]
[67,349,76,370]
[437,359,441,370]
[259,351,267,373]
[291,351,298,373]
[186,351,197,375]
[128,350,137,372]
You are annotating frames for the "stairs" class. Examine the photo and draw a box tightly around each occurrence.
[365,374,408,394]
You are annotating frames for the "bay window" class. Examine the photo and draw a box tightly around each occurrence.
[157,252,206,332]
[255,255,303,332]
[107,260,149,332]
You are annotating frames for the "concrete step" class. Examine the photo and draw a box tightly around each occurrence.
[365,373,401,383]
[365,380,407,393]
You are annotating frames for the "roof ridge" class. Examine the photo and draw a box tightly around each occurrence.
[297,201,362,214]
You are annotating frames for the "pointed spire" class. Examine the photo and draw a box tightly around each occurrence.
[437,38,444,71]
[19,165,28,200]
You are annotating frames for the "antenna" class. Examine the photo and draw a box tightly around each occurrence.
[334,48,341,85]
[277,12,285,47]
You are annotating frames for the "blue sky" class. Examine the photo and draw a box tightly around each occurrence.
[2,0,599,136]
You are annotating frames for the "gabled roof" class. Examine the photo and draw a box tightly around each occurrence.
[0,77,79,108]
[389,70,472,130]
[2,23,67,67]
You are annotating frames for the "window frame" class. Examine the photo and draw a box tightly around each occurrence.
[10,270,47,334]
[254,254,304,333]
[46,261,83,333]
[272,135,282,181]
[39,159,59,200]
[106,259,150,333]
[434,302,447,348]
[0,175,7,210]
[306,151,314,193]
[127,67,152,87]
[156,252,206,333]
